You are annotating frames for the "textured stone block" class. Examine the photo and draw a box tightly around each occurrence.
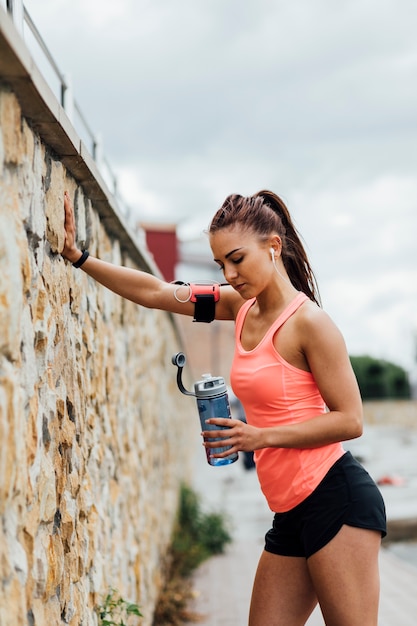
[0,90,24,165]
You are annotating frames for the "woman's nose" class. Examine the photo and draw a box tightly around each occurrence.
[223,264,238,282]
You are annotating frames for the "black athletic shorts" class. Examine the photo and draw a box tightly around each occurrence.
[264,451,387,559]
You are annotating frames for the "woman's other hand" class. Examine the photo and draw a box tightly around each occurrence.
[202,418,261,458]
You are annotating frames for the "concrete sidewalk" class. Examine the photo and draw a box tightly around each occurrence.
[190,424,417,625]
[190,540,417,625]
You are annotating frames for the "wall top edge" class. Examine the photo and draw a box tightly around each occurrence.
[0,7,155,275]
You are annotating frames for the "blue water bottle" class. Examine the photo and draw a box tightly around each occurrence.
[172,353,238,467]
[194,373,238,466]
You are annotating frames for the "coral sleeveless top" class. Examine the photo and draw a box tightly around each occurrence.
[231,292,344,512]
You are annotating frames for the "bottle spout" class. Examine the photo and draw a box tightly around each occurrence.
[171,352,186,368]
[171,352,194,396]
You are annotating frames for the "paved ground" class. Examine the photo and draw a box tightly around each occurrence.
[189,424,417,625]
[190,539,417,625]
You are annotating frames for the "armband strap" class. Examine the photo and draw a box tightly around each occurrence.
[190,282,220,323]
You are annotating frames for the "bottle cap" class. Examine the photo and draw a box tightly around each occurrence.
[194,374,227,398]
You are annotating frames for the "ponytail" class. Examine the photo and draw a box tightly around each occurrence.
[253,191,320,305]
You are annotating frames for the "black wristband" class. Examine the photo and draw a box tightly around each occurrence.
[72,250,89,268]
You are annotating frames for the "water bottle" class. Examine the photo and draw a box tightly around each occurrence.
[172,353,238,467]
[194,373,239,466]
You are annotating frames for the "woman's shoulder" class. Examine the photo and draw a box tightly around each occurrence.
[296,297,338,332]
[296,297,345,348]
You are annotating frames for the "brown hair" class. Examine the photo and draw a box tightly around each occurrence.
[209,190,321,305]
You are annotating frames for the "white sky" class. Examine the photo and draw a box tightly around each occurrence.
[23,0,417,377]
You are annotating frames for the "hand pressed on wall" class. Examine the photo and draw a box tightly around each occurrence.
[62,192,82,264]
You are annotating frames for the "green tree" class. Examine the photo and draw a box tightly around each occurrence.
[350,355,411,400]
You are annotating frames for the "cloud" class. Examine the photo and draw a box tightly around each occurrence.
[23,0,417,374]
[26,0,417,164]
[292,175,417,371]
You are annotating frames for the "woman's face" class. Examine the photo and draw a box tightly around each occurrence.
[209,226,275,298]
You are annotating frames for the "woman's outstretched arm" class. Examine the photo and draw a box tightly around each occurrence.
[62,191,239,319]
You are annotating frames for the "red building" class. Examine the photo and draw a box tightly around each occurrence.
[141,223,178,282]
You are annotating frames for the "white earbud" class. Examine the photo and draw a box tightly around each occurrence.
[269,245,292,286]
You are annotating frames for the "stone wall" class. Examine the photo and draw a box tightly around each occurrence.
[0,85,193,625]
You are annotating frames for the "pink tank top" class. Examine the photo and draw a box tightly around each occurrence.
[231,292,344,512]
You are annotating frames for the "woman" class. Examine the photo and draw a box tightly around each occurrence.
[62,189,386,625]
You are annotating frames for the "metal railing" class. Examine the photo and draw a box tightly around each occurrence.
[4,0,132,220]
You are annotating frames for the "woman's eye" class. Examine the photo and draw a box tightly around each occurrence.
[215,257,242,272]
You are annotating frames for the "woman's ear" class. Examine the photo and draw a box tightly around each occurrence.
[269,236,282,256]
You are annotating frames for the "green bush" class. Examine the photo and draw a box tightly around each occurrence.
[350,355,411,400]
[96,589,142,626]
[170,483,232,578]
[152,483,232,625]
